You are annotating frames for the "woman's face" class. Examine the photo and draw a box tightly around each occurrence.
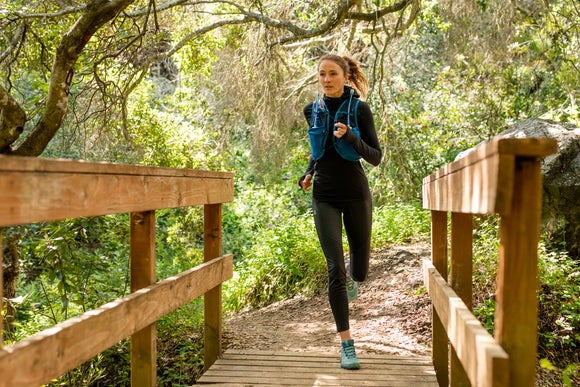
[318,60,347,98]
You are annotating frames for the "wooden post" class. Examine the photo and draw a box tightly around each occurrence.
[0,228,3,348]
[450,212,473,386]
[204,204,223,370]
[431,210,449,387]
[130,211,157,387]
[495,158,543,387]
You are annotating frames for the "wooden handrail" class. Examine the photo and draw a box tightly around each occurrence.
[0,156,234,386]
[0,156,233,226]
[422,137,557,386]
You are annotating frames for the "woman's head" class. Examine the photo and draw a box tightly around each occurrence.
[317,54,368,99]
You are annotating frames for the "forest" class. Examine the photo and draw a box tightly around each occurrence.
[1,0,579,385]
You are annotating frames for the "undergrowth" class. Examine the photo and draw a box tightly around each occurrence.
[5,204,577,385]
[471,216,580,385]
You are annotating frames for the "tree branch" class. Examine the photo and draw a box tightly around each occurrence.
[1,0,419,156]
[347,0,413,21]
[12,0,137,156]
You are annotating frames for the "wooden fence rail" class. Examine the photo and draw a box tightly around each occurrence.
[0,156,234,386]
[422,137,557,386]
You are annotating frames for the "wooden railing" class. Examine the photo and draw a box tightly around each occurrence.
[422,137,557,386]
[0,156,234,387]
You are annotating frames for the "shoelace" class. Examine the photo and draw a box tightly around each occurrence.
[344,345,357,359]
[346,276,355,290]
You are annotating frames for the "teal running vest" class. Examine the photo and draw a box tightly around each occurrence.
[308,89,361,162]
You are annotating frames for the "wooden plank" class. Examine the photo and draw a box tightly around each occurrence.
[422,137,556,214]
[198,350,438,386]
[422,137,557,185]
[430,210,449,387]
[0,254,233,387]
[495,158,543,387]
[0,158,234,227]
[0,155,233,178]
[450,213,473,308]
[496,137,558,157]
[130,211,157,387]
[493,154,516,216]
[423,260,509,386]
[450,212,473,386]
[204,203,223,371]
[423,152,512,214]
[0,229,3,348]
[209,361,436,374]
[222,349,434,362]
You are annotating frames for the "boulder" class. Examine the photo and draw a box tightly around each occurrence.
[497,119,580,257]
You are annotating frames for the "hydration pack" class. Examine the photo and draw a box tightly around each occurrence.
[308,89,361,161]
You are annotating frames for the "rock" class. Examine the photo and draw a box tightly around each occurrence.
[497,119,579,257]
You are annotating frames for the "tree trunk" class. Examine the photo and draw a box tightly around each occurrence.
[2,232,20,337]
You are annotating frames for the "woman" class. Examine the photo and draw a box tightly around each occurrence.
[298,54,382,370]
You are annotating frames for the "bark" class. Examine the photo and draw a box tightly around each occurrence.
[2,232,20,336]
[0,85,26,153]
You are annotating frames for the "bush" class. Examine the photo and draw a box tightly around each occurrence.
[371,202,431,247]
[225,211,325,311]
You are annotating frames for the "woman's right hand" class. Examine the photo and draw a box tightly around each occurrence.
[300,174,312,191]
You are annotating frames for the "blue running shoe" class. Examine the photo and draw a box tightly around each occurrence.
[345,260,358,301]
[341,339,361,370]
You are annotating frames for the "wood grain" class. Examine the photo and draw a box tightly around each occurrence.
[198,349,438,386]
[424,260,509,386]
[422,137,556,214]
[0,156,234,227]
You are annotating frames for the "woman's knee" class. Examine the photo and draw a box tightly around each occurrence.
[350,258,369,282]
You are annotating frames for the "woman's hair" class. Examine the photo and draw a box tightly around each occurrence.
[318,54,369,99]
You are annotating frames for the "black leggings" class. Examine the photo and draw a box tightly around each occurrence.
[312,197,372,333]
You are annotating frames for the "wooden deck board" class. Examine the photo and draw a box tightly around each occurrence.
[197,349,438,386]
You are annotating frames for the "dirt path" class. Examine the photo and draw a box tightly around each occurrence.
[224,243,433,357]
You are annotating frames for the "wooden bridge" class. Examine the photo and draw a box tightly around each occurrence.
[0,136,556,386]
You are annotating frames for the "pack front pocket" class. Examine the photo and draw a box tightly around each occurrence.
[308,123,327,161]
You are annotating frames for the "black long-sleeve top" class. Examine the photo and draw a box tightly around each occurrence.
[300,86,382,202]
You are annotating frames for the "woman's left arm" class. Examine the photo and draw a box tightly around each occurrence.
[343,101,382,166]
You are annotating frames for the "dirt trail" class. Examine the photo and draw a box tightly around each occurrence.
[224,243,433,356]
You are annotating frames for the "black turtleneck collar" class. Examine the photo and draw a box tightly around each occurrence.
[323,85,360,103]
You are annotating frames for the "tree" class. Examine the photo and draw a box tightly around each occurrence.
[0,0,419,157]
[0,0,420,341]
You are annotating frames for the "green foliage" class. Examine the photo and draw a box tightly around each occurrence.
[472,216,500,332]
[374,0,580,203]
[372,1,495,202]
[9,210,208,386]
[45,341,131,386]
[541,359,580,387]
[371,202,430,247]
[537,244,580,364]
[470,216,580,379]
[510,0,580,124]
[155,208,205,278]
[8,216,130,342]
[224,199,326,310]
[156,303,205,386]
[127,81,225,170]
